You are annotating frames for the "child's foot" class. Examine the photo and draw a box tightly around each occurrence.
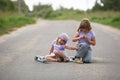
[34,56,38,60]
[74,58,83,64]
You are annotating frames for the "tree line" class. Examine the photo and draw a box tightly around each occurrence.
[1,0,120,12]
[0,0,119,31]
[0,0,29,14]
[92,0,120,11]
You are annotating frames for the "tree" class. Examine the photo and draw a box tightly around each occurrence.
[92,0,103,11]
[33,4,53,18]
[0,0,15,11]
[12,0,29,13]
[101,0,120,11]
[0,0,29,14]
[92,0,120,11]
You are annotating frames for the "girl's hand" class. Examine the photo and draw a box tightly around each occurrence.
[76,47,79,50]
[84,36,95,45]
[79,35,84,39]
[84,36,91,43]
[84,36,88,40]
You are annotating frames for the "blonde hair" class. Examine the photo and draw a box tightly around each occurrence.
[58,33,69,42]
[77,18,92,32]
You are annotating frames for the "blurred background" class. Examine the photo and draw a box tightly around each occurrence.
[0,0,120,35]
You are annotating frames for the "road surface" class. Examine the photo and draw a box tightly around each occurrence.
[0,19,120,80]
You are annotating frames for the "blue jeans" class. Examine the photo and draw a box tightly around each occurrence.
[75,43,92,63]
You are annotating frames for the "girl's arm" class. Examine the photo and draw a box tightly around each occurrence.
[49,45,54,53]
[65,45,78,50]
[84,36,96,46]
[72,33,79,42]
[72,33,84,42]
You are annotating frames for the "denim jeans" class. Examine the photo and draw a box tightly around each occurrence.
[75,43,92,63]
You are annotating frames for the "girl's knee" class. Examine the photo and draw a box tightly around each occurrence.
[44,55,50,59]
[53,50,60,54]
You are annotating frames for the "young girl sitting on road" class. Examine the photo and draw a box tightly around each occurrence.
[45,33,78,62]
[72,18,96,64]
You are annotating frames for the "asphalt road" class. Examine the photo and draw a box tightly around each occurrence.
[0,19,120,80]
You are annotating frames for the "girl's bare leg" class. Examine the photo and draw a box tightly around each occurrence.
[45,55,57,62]
[53,50,67,61]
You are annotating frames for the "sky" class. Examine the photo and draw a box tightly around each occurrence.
[24,0,97,11]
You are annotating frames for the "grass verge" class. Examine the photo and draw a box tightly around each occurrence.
[0,15,35,35]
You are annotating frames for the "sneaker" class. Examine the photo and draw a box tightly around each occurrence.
[74,58,83,64]
[34,56,38,60]
[42,59,48,63]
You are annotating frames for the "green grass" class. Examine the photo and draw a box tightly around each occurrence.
[46,10,120,29]
[90,16,120,29]
[0,12,35,35]
[0,11,120,36]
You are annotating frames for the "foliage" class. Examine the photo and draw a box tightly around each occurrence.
[0,0,35,35]
[92,0,120,11]
[92,1,103,11]
[0,15,35,35]
[101,0,120,11]
[0,0,29,14]
[13,0,29,13]
[0,0,120,35]
[0,0,15,11]
[32,4,54,18]
[90,16,120,29]
[31,3,120,29]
